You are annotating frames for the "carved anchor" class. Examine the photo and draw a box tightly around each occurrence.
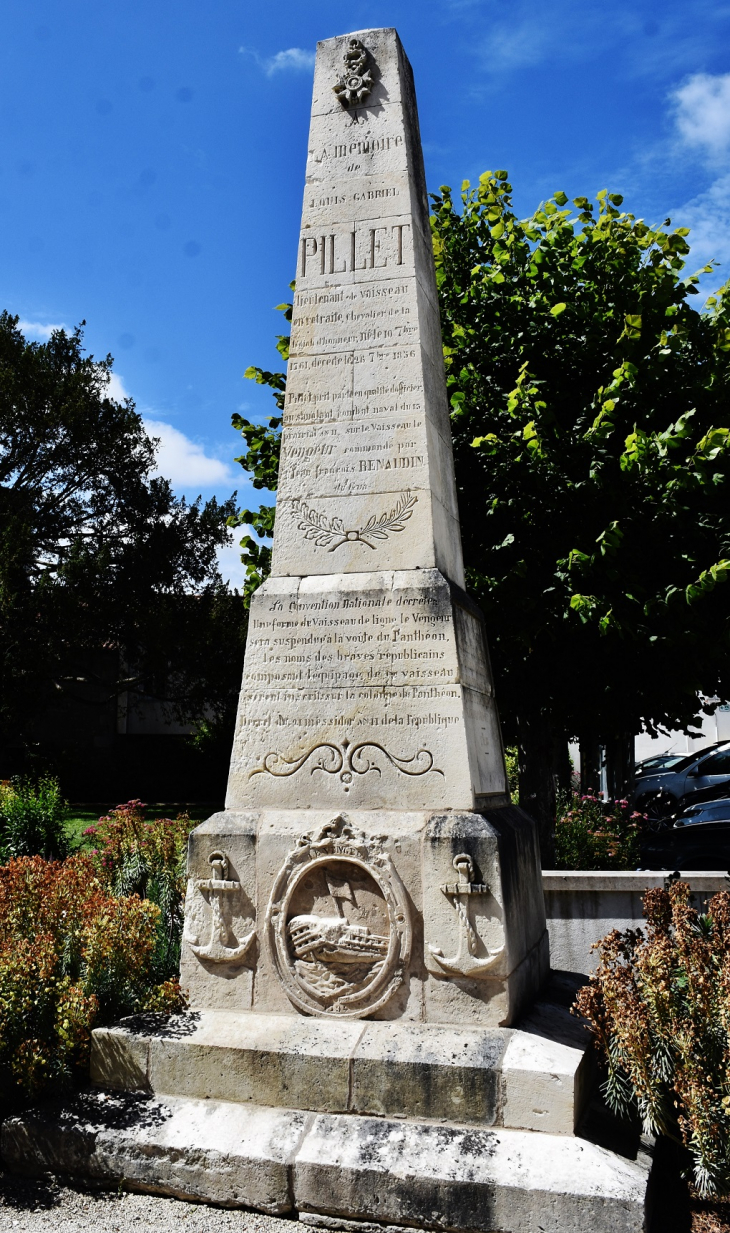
[429,853,504,978]
[190,850,255,963]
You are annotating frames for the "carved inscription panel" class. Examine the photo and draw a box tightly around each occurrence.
[226,571,500,811]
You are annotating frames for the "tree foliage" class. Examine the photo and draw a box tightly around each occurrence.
[228,298,289,605]
[231,180,730,841]
[0,314,244,757]
[431,174,730,754]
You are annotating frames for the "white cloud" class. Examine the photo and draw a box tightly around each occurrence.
[17,319,68,340]
[144,418,236,488]
[673,72,730,158]
[106,372,131,402]
[239,45,315,76]
[216,538,248,591]
[675,172,730,275]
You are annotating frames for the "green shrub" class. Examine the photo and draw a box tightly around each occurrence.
[83,800,193,980]
[575,880,730,1198]
[0,854,183,1100]
[0,775,69,862]
[554,791,645,870]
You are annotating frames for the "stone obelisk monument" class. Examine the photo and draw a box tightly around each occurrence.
[181,27,548,1025]
[3,31,652,1232]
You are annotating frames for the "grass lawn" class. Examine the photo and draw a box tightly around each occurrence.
[65,802,223,851]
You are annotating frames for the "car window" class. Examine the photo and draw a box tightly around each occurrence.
[697,750,730,775]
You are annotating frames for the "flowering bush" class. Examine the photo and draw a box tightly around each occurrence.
[84,800,192,980]
[554,792,645,870]
[0,775,69,862]
[575,880,730,1198]
[0,854,182,1100]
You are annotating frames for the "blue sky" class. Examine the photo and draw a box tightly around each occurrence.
[3,1,730,586]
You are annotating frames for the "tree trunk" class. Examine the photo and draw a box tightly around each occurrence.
[579,737,601,795]
[517,709,556,868]
[605,733,635,801]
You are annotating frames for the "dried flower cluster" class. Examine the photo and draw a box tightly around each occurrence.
[555,791,646,869]
[575,879,730,1197]
[0,854,182,1098]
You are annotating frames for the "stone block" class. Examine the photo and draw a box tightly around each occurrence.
[2,1092,650,1231]
[293,1112,650,1233]
[1,1091,307,1214]
[147,1012,362,1111]
[350,1020,505,1122]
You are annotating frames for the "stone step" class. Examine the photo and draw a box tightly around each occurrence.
[1,1090,650,1233]
[90,996,590,1136]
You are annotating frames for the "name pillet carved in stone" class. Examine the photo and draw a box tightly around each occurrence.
[187,850,255,964]
[291,491,417,551]
[249,736,443,793]
[332,38,375,110]
[265,814,411,1018]
[429,853,504,979]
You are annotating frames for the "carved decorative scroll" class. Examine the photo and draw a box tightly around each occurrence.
[266,814,411,1018]
[187,850,255,964]
[333,39,375,110]
[291,492,417,551]
[249,737,443,792]
[429,853,504,978]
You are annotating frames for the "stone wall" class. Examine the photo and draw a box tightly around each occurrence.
[544,870,728,975]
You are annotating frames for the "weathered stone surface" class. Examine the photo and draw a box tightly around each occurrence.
[226,571,507,814]
[2,1093,651,1232]
[89,992,590,1134]
[294,1112,650,1233]
[274,29,459,583]
[1,1091,306,1213]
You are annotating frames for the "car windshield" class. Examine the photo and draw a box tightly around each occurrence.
[637,753,697,775]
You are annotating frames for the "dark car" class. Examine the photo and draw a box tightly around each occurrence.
[632,741,730,822]
[673,798,730,830]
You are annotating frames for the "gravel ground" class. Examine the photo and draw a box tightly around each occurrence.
[0,1172,299,1233]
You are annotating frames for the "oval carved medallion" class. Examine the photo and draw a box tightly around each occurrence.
[265,814,411,1018]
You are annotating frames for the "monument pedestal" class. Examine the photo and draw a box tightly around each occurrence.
[1,27,653,1230]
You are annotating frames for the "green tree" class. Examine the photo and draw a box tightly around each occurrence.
[232,184,730,860]
[431,175,730,858]
[0,314,244,767]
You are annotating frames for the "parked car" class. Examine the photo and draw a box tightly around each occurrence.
[631,744,725,774]
[673,799,730,830]
[632,741,730,822]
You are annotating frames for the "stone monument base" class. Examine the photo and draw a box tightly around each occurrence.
[2,976,653,1232]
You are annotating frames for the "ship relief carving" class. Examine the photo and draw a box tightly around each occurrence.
[249,736,443,792]
[185,850,256,964]
[265,814,411,1017]
[428,853,505,979]
[333,38,375,111]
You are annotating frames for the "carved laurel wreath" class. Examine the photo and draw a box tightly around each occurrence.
[291,491,417,551]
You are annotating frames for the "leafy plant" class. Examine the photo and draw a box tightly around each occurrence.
[227,294,290,605]
[0,854,182,1099]
[575,880,730,1198]
[0,775,69,861]
[84,800,192,979]
[554,792,645,870]
[431,174,730,851]
[0,313,241,761]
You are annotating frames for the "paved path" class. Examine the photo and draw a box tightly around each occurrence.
[0,1173,298,1233]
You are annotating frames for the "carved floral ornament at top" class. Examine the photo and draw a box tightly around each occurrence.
[265,814,411,1018]
[333,39,375,110]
